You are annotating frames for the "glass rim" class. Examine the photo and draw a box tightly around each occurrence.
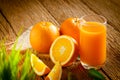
[80,14,107,25]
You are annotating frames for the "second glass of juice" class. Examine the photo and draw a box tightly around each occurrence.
[79,15,107,69]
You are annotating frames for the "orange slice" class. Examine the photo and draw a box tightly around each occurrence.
[45,62,62,80]
[31,54,50,76]
[50,35,79,66]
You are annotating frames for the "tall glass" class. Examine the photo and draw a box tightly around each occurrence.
[79,14,107,69]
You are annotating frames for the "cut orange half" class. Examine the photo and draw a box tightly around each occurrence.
[50,35,79,66]
[45,62,62,80]
[31,54,50,76]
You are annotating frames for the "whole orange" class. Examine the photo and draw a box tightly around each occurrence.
[60,18,82,43]
[30,22,60,53]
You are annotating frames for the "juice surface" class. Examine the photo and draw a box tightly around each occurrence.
[80,22,106,66]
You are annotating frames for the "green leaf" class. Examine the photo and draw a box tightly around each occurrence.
[88,68,106,80]
[1,60,12,80]
[0,29,35,80]
[20,50,35,80]
[9,45,21,79]
[0,40,7,63]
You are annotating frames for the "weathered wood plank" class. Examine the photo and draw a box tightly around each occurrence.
[0,12,16,42]
[81,0,120,32]
[0,0,59,35]
[109,0,120,7]
[105,24,120,80]
[39,0,120,79]
[39,0,95,24]
[99,69,110,80]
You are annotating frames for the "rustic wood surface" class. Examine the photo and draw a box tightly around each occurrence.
[0,0,120,80]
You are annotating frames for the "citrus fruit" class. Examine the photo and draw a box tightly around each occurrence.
[50,35,79,66]
[31,54,50,76]
[30,22,60,53]
[60,18,82,43]
[45,62,62,80]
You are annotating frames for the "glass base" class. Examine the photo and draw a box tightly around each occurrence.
[80,61,102,70]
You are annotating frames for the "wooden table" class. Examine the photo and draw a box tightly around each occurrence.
[0,0,120,80]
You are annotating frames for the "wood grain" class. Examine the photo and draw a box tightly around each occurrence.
[105,24,120,79]
[81,0,120,32]
[0,12,16,42]
[109,0,120,8]
[39,0,95,24]
[39,0,120,79]
[0,0,59,35]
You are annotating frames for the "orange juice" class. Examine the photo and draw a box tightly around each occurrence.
[80,22,106,69]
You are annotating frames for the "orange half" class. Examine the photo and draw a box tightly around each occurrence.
[50,35,79,66]
[31,54,50,76]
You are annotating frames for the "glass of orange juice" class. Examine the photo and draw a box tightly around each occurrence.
[79,14,107,69]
